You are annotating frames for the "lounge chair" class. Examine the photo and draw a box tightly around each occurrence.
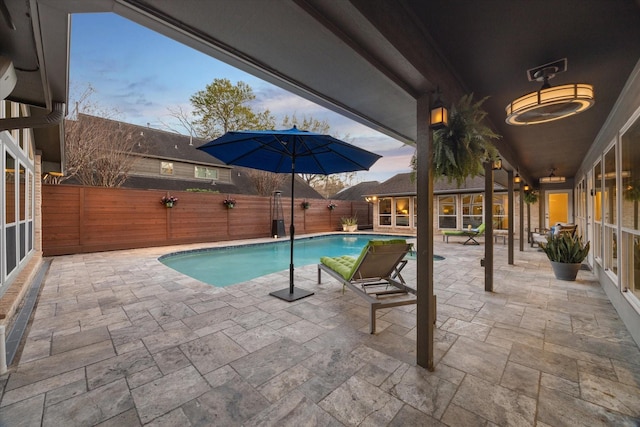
[442,223,486,245]
[531,223,577,247]
[317,239,416,334]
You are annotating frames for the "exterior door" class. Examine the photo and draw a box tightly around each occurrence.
[545,190,573,228]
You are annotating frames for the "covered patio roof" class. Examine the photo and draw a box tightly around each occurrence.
[2,0,639,183]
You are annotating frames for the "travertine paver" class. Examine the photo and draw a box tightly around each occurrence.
[1,234,639,426]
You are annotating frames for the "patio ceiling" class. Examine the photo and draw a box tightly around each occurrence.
[2,0,640,184]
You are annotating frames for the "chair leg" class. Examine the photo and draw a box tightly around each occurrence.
[463,236,479,245]
[370,307,376,334]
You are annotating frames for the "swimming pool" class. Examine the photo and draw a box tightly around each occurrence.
[160,234,430,287]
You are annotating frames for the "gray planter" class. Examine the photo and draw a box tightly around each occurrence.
[550,261,581,281]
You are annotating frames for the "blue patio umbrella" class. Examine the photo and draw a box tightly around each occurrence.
[198,126,381,301]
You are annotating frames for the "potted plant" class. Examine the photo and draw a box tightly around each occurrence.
[341,216,358,232]
[540,233,590,281]
[161,195,178,208]
[301,201,310,209]
[223,197,236,209]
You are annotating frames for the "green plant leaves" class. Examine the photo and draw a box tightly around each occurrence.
[411,94,501,187]
[540,234,590,263]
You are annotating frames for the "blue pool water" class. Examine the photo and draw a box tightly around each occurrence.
[160,234,430,287]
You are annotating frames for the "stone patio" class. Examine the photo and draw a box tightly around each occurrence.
[1,235,639,426]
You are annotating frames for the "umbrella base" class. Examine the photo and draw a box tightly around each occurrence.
[269,288,314,302]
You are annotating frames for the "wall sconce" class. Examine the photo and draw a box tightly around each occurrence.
[429,88,449,130]
[491,157,502,170]
[365,196,377,203]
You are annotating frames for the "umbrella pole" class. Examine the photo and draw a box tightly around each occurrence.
[289,167,295,293]
[269,152,314,302]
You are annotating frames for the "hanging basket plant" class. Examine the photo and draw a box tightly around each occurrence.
[524,191,539,205]
[223,197,236,209]
[411,93,501,186]
[161,195,178,208]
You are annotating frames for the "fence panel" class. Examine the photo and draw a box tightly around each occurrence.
[42,185,369,256]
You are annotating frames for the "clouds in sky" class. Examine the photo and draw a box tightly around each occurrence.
[70,12,414,183]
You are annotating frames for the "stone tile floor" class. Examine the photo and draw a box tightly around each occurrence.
[1,235,639,426]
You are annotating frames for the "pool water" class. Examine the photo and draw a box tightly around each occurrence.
[160,234,427,287]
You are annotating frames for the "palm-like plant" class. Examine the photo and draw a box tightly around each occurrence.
[540,233,590,264]
[411,94,500,186]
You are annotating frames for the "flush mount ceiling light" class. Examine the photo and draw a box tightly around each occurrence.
[539,168,566,184]
[505,58,594,126]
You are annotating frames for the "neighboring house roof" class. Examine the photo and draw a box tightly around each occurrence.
[332,181,380,201]
[76,114,229,167]
[70,114,325,198]
[366,173,507,197]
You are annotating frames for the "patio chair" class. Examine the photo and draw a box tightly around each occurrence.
[531,223,577,247]
[317,239,416,333]
[442,223,486,245]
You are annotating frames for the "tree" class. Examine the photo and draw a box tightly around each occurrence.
[62,85,142,187]
[281,114,356,195]
[190,78,275,139]
[188,81,354,196]
[247,170,287,196]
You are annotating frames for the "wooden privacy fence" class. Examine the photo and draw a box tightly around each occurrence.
[42,184,371,256]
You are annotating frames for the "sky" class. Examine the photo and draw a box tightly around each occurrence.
[69,13,415,183]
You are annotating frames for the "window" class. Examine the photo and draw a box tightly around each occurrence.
[195,166,218,179]
[395,197,410,227]
[603,145,617,275]
[593,161,603,261]
[493,194,508,230]
[160,161,173,175]
[379,198,391,226]
[462,194,483,227]
[438,195,456,229]
[621,112,640,303]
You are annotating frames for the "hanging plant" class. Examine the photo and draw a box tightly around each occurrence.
[223,197,236,209]
[410,93,501,186]
[301,201,311,209]
[524,191,539,205]
[161,195,178,208]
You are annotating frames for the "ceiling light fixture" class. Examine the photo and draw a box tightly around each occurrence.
[505,58,594,126]
[539,168,566,184]
[514,168,521,183]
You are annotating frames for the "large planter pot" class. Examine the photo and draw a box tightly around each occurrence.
[550,261,582,281]
[342,224,357,232]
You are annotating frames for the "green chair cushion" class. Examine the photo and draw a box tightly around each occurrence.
[321,239,407,280]
[320,255,356,280]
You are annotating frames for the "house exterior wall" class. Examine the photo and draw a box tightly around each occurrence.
[370,192,536,242]
[129,156,232,184]
[575,59,640,347]
[0,101,40,325]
